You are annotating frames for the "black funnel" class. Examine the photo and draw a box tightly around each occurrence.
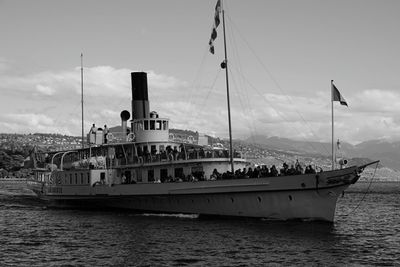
[131,72,150,119]
[131,72,148,101]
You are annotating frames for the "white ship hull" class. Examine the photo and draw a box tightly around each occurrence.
[36,166,362,222]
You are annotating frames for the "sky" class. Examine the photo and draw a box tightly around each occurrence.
[1,0,400,145]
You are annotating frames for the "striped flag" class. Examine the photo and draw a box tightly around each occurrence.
[209,0,221,54]
[331,81,348,106]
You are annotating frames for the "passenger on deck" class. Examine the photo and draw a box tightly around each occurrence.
[295,163,303,175]
[287,165,296,175]
[234,168,242,178]
[246,167,253,178]
[103,125,109,144]
[270,165,278,176]
[91,124,96,134]
[199,148,205,158]
[305,165,316,174]
[280,162,288,176]
[260,165,269,177]
[211,168,221,180]
[253,166,260,178]
[173,147,178,160]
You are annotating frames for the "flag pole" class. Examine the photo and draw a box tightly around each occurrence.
[331,80,335,170]
[221,0,234,174]
[81,53,84,149]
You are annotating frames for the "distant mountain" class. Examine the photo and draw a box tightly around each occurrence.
[246,135,399,170]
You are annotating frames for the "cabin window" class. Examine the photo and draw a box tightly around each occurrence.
[80,173,83,184]
[87,173,90,184]
[191,166,204,180]
[70,174,72,184]
[136,169,142,182]
[156,120,162,130]
[150,120,155,130]
[160,169,168,182]
[175,168,184,179]
[148,169,154,182]
[163,121,168,130]
[100,172,106,183]
[144,120,149,130]
[143,146,148,154]
[75,173,78,184]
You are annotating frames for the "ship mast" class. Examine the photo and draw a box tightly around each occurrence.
[221,0,234,173]
[81,53,84,149]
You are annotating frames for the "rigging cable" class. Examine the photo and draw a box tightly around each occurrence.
[192,68,222,122]
[229,64,326,154]
[340,162,379,218]
[226,14,331,155]
[184,44,211,116]
[224,3,258,139]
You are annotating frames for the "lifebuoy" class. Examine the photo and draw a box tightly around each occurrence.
[106,132,114,141]
[127,133,135,142]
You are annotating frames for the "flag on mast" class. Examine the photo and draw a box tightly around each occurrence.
[331,81,348,106]
[209,0,221,54]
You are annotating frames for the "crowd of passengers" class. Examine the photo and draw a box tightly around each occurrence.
[147,160,317,184]
[210,160,317,180]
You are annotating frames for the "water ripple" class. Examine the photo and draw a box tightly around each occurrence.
[0,184,399,266]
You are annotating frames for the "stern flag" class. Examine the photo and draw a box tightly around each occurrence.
[209,0,221,54]
[331,81,348,106]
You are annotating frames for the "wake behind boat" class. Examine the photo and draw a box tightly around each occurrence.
[30,1,377,222]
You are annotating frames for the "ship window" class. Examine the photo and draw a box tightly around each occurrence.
[137,169,142,182]
[163,121,168,130]
[80,173,83,184]
[70,174,72,184]
[148,169,154,182]
[87,173,90,184]
[156,120,162,130]
[75,173,78,184]
[150,120,155,130]
[174,168,184,179]
[160,169,168,182]
[144,120,149,130]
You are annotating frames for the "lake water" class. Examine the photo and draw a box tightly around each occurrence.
[0,181,399,266]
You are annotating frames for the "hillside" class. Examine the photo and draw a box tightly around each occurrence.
[0,132,398,180]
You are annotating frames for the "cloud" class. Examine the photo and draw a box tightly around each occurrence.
[1,64,399,144]
[0,113,61,134]
[36,84,55,96]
